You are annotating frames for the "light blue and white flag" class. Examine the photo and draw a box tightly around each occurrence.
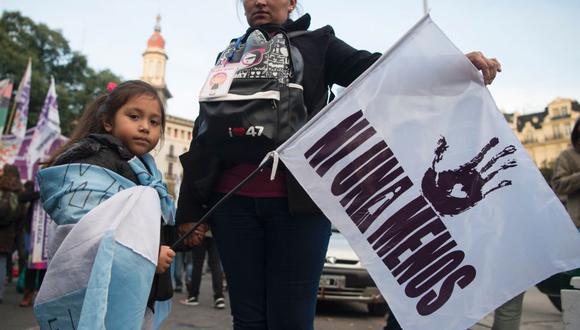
[34,154,175,330]
[34,186,160,329]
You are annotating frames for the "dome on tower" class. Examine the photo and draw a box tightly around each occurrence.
[147,15,165,49]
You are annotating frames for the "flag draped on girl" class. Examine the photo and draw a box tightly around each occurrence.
[0,59,31,166]
[274,15,580,330]
[34,154,175,329]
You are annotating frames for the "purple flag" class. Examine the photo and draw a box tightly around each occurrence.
[26,77,61,179]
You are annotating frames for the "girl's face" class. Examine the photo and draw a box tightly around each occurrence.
[243,0,296,27]
[104,94,162,156]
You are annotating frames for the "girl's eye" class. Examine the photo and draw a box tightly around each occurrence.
[150,119,160,127]
[128,114,139,120]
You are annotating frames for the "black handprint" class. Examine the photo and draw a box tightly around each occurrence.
[421,136,517,217]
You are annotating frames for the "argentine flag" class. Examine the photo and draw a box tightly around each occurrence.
[34,186,161,329]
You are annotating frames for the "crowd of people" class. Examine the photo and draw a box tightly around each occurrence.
[7,0,576,329]
[0,166,43,307]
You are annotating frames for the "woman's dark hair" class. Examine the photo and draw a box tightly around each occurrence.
[46,80,166,165]
[0,164,23,192]
[571,117,580,150]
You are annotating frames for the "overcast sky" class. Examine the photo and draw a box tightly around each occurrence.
[2,0,579,120]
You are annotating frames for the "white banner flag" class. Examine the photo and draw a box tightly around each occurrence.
[9,59,32,139]
[27,76,61,179]
[276,15,580,330]
[0,59,32,166]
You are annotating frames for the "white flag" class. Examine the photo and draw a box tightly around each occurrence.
[27,76,60,178]
[276,15,580,330]
[9,59,32,139]
[0,59,32,166]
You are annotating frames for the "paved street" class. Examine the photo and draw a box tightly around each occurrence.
[0,273,565,330]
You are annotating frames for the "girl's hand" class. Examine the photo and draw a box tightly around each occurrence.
[156,245,176,274]
[466,51,502,85]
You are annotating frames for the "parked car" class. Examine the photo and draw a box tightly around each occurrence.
[536,268,580,312]
[318,227,388,316]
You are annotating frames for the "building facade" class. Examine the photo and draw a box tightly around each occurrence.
[506,98,580,168]
[141,16,193,196]
[155,115,194,195]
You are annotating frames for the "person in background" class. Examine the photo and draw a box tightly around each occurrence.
[552,117,580,231]
[17,181,41,307]
[0,164,22,303]
[180,229,225,309]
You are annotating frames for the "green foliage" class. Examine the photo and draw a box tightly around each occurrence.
[0,11,122,135]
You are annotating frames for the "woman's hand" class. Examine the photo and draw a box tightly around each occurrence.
[466,51,502,85]
[178,222,208,247]
[156,245,176,274]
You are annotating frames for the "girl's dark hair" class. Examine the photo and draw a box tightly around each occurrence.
[572,117,580,150]
[0,164,23,192]
[47,80,166,165]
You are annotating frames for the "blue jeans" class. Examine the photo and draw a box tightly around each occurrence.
[210,194,331,330]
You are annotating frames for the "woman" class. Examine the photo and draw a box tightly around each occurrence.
[177,1,502,329]
[552,117,580,230]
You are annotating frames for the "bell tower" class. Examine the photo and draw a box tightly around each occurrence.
[141,15,171,106]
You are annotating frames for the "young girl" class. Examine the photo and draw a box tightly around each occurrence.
[34,80,175,329]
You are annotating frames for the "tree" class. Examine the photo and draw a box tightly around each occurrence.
[0,11,122,135]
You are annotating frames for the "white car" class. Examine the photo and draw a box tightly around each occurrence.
[318,227,388,316]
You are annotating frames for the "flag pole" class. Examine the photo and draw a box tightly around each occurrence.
[3,93,17,135]
[423,0,429,15]
[171,153,274,249]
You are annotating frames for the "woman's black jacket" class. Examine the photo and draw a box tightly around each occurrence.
[176,14,381,224]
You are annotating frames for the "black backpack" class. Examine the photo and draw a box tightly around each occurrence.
[0,190,18,226]
[195,28,308,162]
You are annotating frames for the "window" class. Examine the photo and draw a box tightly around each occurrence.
[181,130,185,139]
[561,106,569,115]
[168,162,173,176]
[169,144,175,157]
[524,131,534,143]
[565,124,573,136]
[553,125,562,139]
[188,131,192,140]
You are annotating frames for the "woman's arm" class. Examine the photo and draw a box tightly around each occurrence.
[325,31,381,87]
[325,32,501,87]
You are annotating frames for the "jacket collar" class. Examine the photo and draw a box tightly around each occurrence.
[247,13,311,35]
[88,134,135,160]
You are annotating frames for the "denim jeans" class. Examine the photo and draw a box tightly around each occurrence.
[210,194,331,330]
[173,251,184,288]
[0,254,6,300]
